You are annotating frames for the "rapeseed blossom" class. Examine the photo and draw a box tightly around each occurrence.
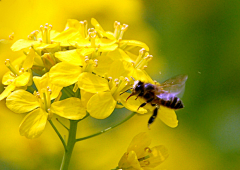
[1,18,179,137]
[0,18,185,170]
[117,132,168,170]
[6,73,86,138]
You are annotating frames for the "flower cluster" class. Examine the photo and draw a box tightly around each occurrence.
[0,18,178,139]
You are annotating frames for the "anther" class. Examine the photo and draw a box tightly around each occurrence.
[114,21,120,28]
[139,48,146,55]
[40,25,44,31]
[5,59,11,66]
[145,147,152,153]
[49,25,52,30]
[47,86,52,93]
[121,24,128,31]
[19,68,24,73]
[9,32,14,40]
[94,59,98,67]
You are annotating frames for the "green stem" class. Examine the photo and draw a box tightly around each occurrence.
[76,112,135,142]
[56,118,69,131]
[60,120,78,170]
[49,120,67,151]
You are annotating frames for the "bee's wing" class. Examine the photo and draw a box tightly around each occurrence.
[158,75,188,97]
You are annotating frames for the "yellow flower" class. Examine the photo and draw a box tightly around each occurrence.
[91,18,149,51]
[6,73,86,138]
[0,57,32,100]
[78,72,133,119]
[11,23,61,51]
[118,132,169,170]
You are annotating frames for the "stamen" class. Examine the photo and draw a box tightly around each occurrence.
[88,28,97,48]
[134,50,153,69]
[85,56,89,63]
[114,78,119,87]
[54,91,62,102]
[94,59,98,67]
[145,147,152,153]
[124,77,130,85]
[28,30,39,41]
[19,68,24,74]
[113,21,121,39]
[119,24,128,40]
[80,20,88,38]
[47,86,52,95]
[5,59,20,76]
[73,83,79,93]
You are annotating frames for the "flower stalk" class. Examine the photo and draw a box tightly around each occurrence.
[60,120,78,170]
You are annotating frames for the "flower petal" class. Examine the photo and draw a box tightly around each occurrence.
[33,73,62,99]
[53,28,80,46]
[49,62,82,87]
[119,93,147,114]
[118,151,142,170]
[99,44,118,52]
[51,97,86,120]
[120,40,149,51]
[19,108,48,138]
[93,56,114,76]
[55,49,84,66]
[87,92,116,119]
[2,71,15,85]
[80,89,94,108]
[11,39,41,51]
[91,18,115,40]
[78,72,109,93]
[0,84,15,101]
[107,60,131,79]
[6,89,39,113]
[14,72,31,86]
[158,106,178,128]
[131,69,155,84]
[127,132,151,157]
[22,48,36,70]
[147,145,169,168]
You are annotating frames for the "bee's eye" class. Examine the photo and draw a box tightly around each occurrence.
[135,85,142,91]
[144,83,154,90]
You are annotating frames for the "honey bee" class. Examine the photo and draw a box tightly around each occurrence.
[124,75,188,128]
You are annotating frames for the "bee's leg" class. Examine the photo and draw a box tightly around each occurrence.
[135,91,144,100]
[137,98,154,110]
[148,106,159,129]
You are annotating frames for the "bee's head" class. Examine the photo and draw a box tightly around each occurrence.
[132,80,144,94]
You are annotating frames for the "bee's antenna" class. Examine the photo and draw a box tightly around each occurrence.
[131,76,135,81]
[120,88,133,95]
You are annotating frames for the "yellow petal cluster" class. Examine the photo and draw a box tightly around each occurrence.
[1,18,179,138]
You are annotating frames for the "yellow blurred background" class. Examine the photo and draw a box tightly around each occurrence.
[0,0,240,169]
